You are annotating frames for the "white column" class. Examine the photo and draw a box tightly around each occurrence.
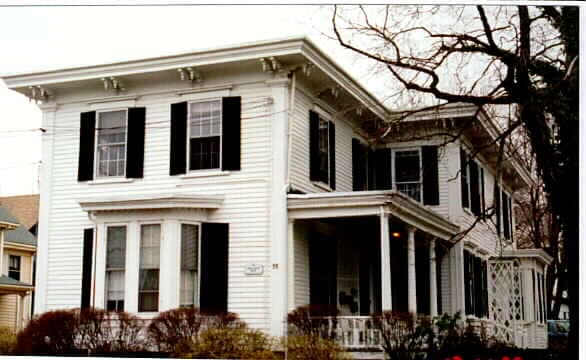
[407,226,417,315]
[160,219,180,311]
[34,104,57,314]
[449,241,466,317]
[287,220,296,311]
[380,212,392,310]
[429,238,438,317]
[267,77,290,338]
[17,294,25,330]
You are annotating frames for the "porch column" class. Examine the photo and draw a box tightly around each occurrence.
[17,293,25,330]
[407,226,417,315]
[380,212,392,310]
[429,238,438,317]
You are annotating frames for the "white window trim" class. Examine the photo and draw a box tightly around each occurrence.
[392,147,423,203]
[187,98,223,173]
[179,221,202,309]
[94,108,129,179]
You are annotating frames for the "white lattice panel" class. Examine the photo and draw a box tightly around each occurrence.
[488,259,523,345]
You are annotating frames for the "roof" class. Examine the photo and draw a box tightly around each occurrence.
[0,205,37,247]
[288,190,460,242]
[0,275,33,291]
[0,194,39,230]
[0,206,19,229]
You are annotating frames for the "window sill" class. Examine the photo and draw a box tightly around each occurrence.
[312,181,333,192]
[87,178,135,185]
[179,170,231,179]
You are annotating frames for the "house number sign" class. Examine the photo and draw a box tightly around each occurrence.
[245,263,264,275]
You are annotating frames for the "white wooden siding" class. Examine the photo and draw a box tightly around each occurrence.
[40,76,275,331]
[293,224,310,308]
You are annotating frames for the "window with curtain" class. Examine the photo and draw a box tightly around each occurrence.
[139,224,160,312]
[318,117,330,184]
[189,100,222,170]
[96,110,127,177]
[180,224,199,307]
[106,226,126,311]
[394,150,422,201]
[8,255,21,281]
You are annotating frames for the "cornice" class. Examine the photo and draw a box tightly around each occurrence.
[78,193,224,213]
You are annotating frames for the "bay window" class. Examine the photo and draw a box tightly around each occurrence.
[139,224,161,312]
[96,110,128,178]
[180,224,200,307]
[189,100,222,171]
[106,226,126,311]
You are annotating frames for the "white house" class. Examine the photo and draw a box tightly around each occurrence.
[1,37,551,350]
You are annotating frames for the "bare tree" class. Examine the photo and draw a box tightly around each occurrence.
[331,4,578,348]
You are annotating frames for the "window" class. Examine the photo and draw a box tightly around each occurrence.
[460,147,485,216]
[96,110,128,177]
[189,100,222,170]
[8,255,21,281]
[139,224,160,312]
[318,117,330,184]
[180,224,199,307]
[106,226,126,311]
[394,149,422,201]
[495,188,514,240]
[464,250,488,318]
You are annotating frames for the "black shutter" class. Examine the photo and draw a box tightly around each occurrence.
[481,260,488,317]
[328,121,336,190]
[508,196,514,241]
[495,185,501,236]
[502,191,510,240]
[170,102,187,175]
[374,148,392,190]
[81,228,94,309]
[222,97,241,171]
[422,146,439,205]
[469,160,480,216]
[473,256,483,317]
[200,223,229,313]
[309,110,320,182]
[460,148,469,208]
[352,139,367,191]
[367,149,375,190]
[78,111,96,181]
[480,168,486,216]
[126,107,146,179]
[463,250,472,315]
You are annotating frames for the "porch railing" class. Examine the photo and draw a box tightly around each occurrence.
[310,316,382,350]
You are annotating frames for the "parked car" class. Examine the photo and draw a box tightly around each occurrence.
[547,319,569,351]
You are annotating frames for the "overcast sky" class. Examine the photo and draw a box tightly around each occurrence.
[0,4,378,196]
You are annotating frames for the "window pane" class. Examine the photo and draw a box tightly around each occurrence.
[190,100,221,138]
[181,224,199,307]
[106,226,126,268]
[96,110,127,177]
[189,136,220,170]
[395,151,420,182]
[139,224,160,312]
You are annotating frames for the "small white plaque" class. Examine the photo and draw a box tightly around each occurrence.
[245,263,264,275]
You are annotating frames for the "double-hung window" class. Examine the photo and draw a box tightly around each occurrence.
[460,147,485,216]
[106,226,126,311]
[180,224,200,307]
[96,110,128,178]
[139,224,161,312]
[189,100,222,171]
[8,255,21,281]
[394,149,422,202]
[317,117,330,184]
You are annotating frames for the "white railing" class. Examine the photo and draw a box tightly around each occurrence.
[310,316,382,349]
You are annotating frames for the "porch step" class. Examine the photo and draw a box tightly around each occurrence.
[348,350,385,360]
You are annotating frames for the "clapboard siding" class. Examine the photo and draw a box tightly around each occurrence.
[293,224,310,307]
[439,251,452,315]
[41,77,275,331]
[290,88,354,194]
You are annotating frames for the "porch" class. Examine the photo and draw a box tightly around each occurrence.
[286,190,461,349]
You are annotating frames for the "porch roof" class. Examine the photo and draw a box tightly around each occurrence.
[287,190,460,242]
[497,248,554,266]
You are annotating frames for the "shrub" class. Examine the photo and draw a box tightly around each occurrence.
[147,307,243,352]
[287,305,339,339]
[15,309,79,355]
[175,326,276,359]
[285,335,349,360]
[0,326,16,354]
[15,308,147,355]
[371,311,420,360]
